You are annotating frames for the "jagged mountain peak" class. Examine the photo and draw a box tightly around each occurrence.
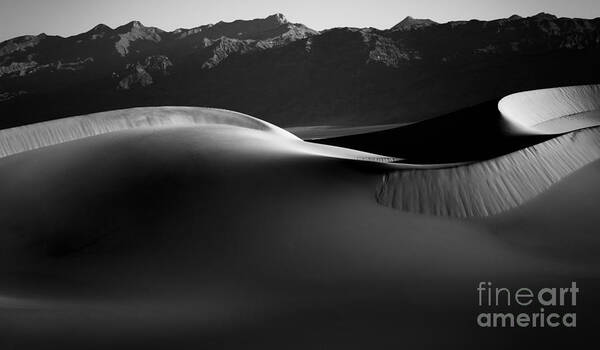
[266,13,288,24]
[391,16,437,31]
[1,12,600,127]
[112,21,164,56]
[127,20,144,28]
[174,14,314,41]
[115,20,153,33]
[215,13,290,27]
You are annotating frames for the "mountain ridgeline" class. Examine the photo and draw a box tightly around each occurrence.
[0,13,599,128]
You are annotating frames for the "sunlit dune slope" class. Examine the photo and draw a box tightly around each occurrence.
[377,127,600,217]
[499,84,600,134]
[0,107,397,163]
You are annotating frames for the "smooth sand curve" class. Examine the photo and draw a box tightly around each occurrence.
[498,84,600,134]
[0,106,398,163]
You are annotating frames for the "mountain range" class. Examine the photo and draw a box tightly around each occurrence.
[0,13,599,128]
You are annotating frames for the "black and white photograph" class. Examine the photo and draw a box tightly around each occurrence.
[1,0,600,348]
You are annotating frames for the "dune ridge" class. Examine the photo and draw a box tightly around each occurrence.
[377,126,600,217]
[377,84,600,217]
[498,84,600,133]
[0,106,400,163]
[0,107,298,159]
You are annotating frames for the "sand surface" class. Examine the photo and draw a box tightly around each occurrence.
[2,86,600,348]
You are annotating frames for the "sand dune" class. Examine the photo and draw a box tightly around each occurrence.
[377,84,600,217]
[0,107,398,163]
[0,106,289,158]
[2,110,570,349]
[2,87,600,348]
[377,127,600,217]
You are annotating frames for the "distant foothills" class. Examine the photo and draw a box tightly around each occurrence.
[0,13,599,128]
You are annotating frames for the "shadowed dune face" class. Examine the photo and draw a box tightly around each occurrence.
[310,85,600,164]
[308,100,553,163]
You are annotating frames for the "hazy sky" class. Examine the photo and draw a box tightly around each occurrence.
[1,0,599,41]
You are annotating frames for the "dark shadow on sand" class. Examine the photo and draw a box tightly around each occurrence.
[311,100,554,164]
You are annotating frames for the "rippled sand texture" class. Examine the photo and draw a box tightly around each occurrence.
[377,127,600,217]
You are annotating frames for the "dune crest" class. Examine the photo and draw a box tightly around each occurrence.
[0,107,297,158]
[0,106,398,163]
[498,84,600,134]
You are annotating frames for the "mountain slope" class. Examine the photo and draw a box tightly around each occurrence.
[391,16,437,31]
[0,13,599,128]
